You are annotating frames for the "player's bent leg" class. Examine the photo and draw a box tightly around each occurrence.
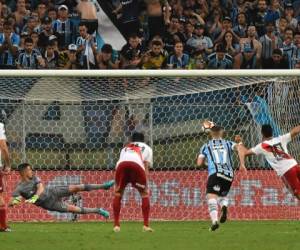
[66,204,110,219]
[218,197,229,223]
[68,180,115,194]
[139,189,153,232]
[282,166,300,200]
[113,190,123,232]
[0,194,9,232]
[207,193,219,232]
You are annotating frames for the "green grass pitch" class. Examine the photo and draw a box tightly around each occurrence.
[0,221,299,250]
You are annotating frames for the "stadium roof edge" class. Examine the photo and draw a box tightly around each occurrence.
[0,70,299,77]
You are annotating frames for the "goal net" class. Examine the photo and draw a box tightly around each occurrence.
[2,70,300,221]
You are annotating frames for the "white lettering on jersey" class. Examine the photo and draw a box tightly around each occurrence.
[251,133,297,176]
[116,142,153,171]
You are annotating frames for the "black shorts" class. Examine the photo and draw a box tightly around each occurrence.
[206,174,233,197]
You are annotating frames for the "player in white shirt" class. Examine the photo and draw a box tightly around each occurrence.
[113,132,153,233]
[238,124,300,200]
[0,122,11,232]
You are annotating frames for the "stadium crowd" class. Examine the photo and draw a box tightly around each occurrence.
[0,0,300,69]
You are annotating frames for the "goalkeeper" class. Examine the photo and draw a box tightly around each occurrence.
[9,163,114,218]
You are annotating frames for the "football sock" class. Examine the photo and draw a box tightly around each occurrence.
[79,207,99,214]
[218,197,229,208]
[208,198,218,224]
[82,184,103,191]
[113,196,121,227]
[142,197,150,227]
[0,207,8,229]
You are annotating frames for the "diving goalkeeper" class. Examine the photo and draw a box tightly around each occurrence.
[9,163,114,218]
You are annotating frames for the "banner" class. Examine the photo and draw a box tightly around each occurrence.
[3,170,299,221]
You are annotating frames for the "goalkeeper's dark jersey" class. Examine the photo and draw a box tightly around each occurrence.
[12,176,51,206]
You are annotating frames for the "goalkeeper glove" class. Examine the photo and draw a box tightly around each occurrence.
[25,195,39,204]
[12,196,22,206]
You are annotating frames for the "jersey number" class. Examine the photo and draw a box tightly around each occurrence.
[270,143,286,161]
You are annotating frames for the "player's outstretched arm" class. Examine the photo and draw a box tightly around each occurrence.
[25,183,44,204]
[237,144,254,171]
[196,156,205,167]
[290,125,300,140]
[8,196,22,207]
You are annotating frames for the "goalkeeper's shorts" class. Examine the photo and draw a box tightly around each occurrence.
[115,161,147,192]
[37,186,72,212]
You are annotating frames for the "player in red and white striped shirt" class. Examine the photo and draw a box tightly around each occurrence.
[0,122,11,232]
[113,132,153,232]
[238,124,300,200]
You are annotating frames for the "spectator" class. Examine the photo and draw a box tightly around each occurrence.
[120,33,143,69]
[276,17,288,40]
[38,17,54,49]
[240,25,262,61]
[97,43,120,69]
[53,5,76,49]
[48,7,57,21]
[37,2,47,20]
[166,41,189,69]
[164,15,185,53]
[259,21,282,64]
[291,32,300,68]
[232,12,247,38]
[21,16,38,35]
[262,48,289,69]
[207,44,233,69]
[142,39,166,69]
[19,31,28,51]
[207,9,222,39]
[281,27,296,68]
[188,52,206,69]
[214,16,237,43]
[30,30,40,53]
[60,43,80,69]
[17,37,45,69]
[76,0,98,35]
[146,0,170,41]
[186,23,213,56]
[14,0,30,31]
[48,35,59,52]
[234,43,257,69]
[284,2,297,30]
[76,23,97,69]
[43,41,59,69]
[221,30,240,57]
[184,21,194,42]
[113,0,140,39]
[252,0,269,37]
[0,20,19,69]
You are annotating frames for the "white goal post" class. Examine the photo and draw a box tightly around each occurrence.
[1,69,300,221]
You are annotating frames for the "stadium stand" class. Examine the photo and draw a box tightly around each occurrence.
[0,0,299,69]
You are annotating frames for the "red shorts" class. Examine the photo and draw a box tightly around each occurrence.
[115,161,147,192]
[282,165,300,196]
[0,174,3,193]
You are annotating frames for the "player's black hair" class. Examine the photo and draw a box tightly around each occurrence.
[261,124,273,138]
[131,132,145,142]
[17,163,31,172]
[210,125,223,132]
